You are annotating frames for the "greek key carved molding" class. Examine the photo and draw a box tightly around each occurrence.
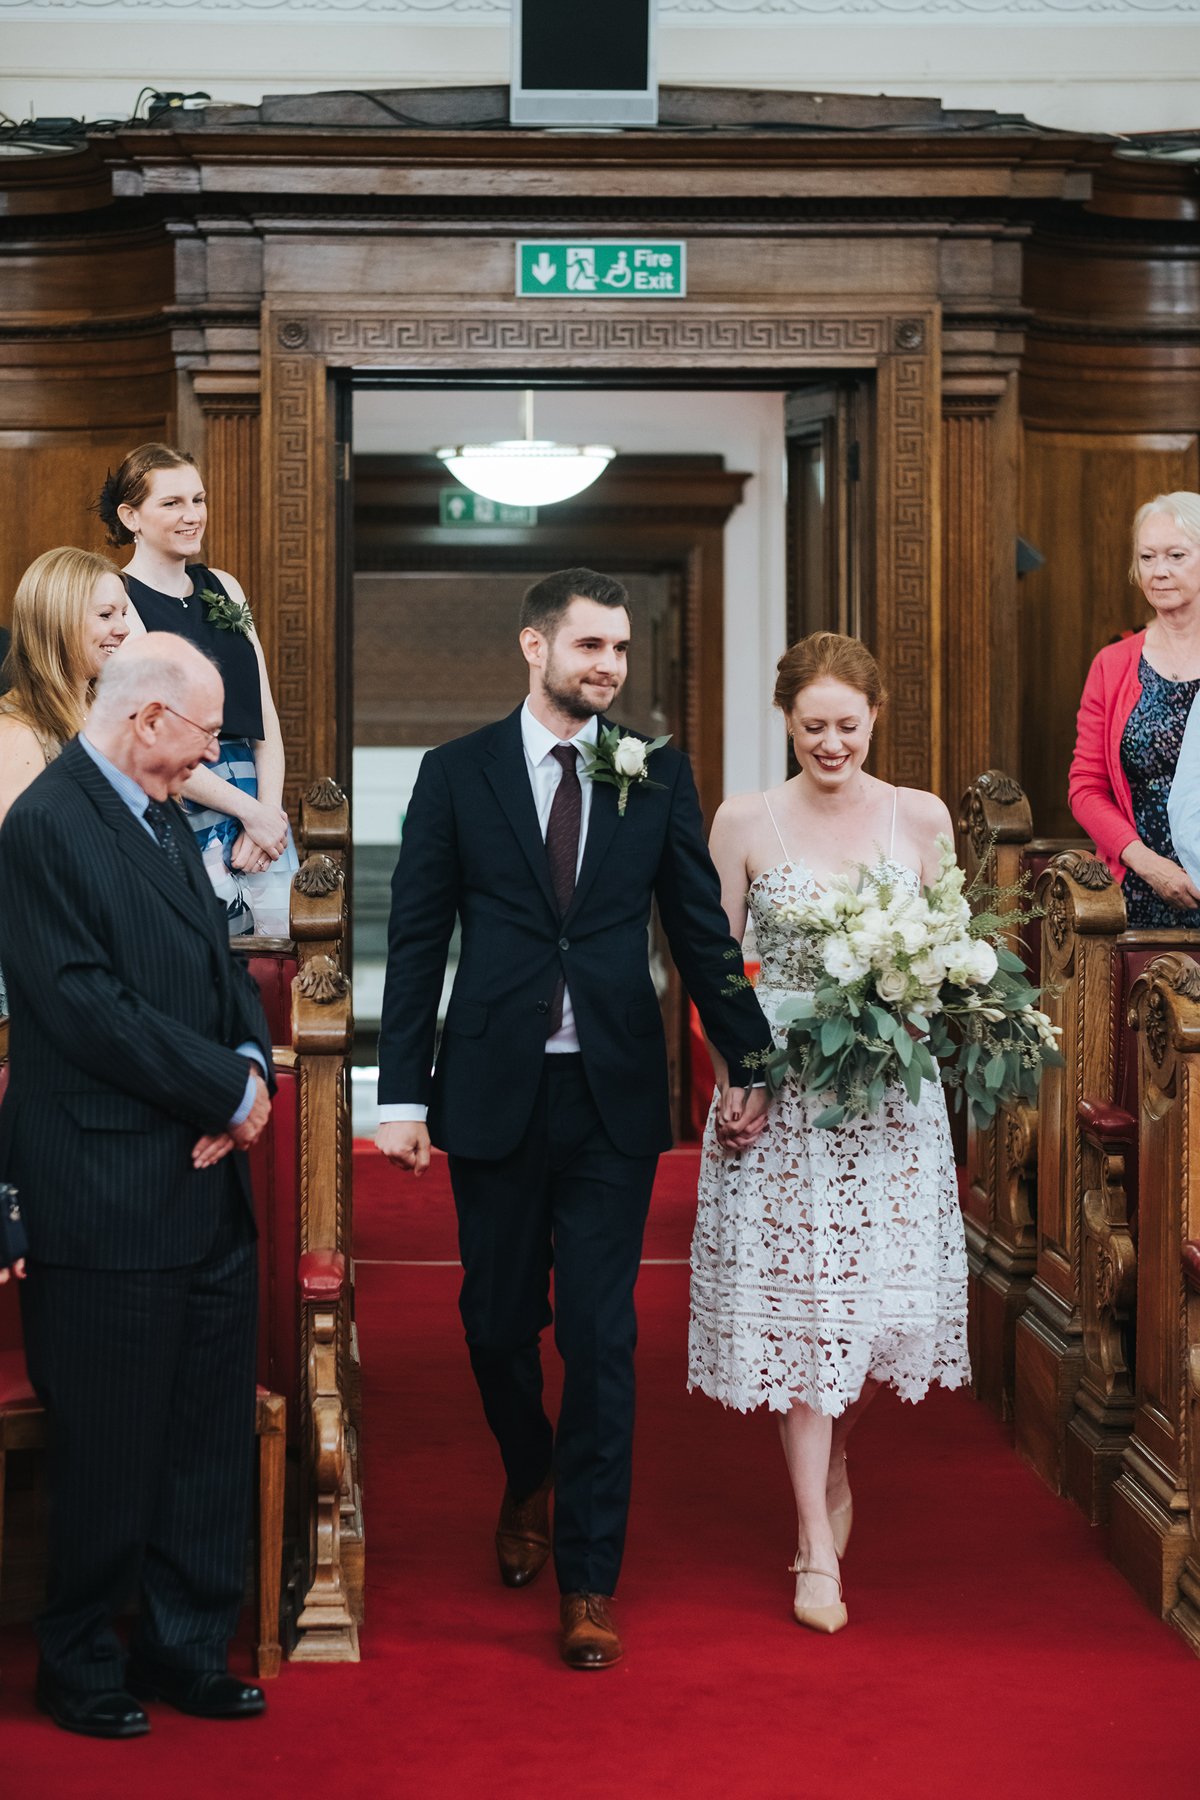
[881,351,933,789]
[310,309,889,366]
[271,355,318,812]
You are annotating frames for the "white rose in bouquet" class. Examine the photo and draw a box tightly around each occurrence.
[876,966,910,1003]
[894,905,932,956]
[612,736,648,778]
[849,906,888,955]
[910,950,947,992]
[823,937,870,983]
[967,936,999,984]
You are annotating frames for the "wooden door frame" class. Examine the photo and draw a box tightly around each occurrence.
[351,450,748,828]
[260,301,940,819]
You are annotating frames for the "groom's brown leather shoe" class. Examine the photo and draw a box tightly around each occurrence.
[559,1592,623,1669]
[495,1470,553,1588]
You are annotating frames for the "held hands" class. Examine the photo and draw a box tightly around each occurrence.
[0,1259,25,1284]
[231,798,290,873]
[376,1120,432,1177]
[716,1084,772,1153]
[1123,841,1200,911]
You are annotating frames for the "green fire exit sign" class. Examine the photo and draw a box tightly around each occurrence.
[440,490,538,527]
[516,241,686,299]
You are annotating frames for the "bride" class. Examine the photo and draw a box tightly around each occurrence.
[689,631,970,1634]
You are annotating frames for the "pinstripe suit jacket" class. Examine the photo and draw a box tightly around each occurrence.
[0,738,274,1270]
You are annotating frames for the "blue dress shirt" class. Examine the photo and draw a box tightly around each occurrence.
[78,733,265,1127]
[1168,699,1200,893]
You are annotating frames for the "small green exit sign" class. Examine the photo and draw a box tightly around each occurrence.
[517,241,686,300]
[440,490,538,527]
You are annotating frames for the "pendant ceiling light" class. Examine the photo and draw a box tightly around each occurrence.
[437,391,615,508]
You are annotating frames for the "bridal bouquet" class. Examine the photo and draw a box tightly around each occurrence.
[760,835,1062,1128]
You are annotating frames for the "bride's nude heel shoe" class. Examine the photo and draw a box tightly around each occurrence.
[788,1561,848,1635]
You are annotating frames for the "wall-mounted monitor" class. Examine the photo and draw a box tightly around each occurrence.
[510,0,657,128]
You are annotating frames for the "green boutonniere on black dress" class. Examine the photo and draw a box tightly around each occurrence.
[200,588,254,636]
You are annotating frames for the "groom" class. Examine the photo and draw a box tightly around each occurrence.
[375,567,772,1668]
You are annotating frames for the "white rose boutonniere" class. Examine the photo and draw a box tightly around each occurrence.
[579,722,671,816]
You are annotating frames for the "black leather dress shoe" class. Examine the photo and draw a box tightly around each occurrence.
[36,1670,150,1739]
[126,1663,266,1719]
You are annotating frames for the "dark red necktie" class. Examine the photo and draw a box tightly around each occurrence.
[544,743,581,1034]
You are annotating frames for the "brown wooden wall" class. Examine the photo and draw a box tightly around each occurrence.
[0,187,176,627]
[1019,156,1200,838]
[1020,431,1199,838]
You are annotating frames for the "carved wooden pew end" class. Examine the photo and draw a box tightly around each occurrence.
[1108,955,1200,1624]
[291,1250,359,1664]
[1170,1241,1200,1655]
[1064,1098,1137,1525]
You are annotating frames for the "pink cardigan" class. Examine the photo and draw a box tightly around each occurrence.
[1067,631,1145,881]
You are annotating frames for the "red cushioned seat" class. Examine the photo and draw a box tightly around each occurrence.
[298,1249,345,1304]
[246,954,298,1048]
[1184,1242,1200,1293]
[0,1346,38,1410]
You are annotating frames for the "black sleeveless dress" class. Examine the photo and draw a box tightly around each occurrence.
[124,563,263,742]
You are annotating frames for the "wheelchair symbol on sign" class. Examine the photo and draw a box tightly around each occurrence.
[601,251,632,289]
[566,248,597,291]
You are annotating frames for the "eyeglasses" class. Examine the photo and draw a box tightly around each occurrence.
[130,705,221,750]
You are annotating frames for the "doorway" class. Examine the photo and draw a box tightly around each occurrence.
[342,382,875,1141]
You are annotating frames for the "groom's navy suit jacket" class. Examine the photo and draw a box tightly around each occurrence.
[378,706,773,1160]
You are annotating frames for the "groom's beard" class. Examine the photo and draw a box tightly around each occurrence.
[541,652,623,723]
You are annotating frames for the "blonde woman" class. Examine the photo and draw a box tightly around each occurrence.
[1070,491,1200,923]
[0,546,130,829]
[0,545,130,1274]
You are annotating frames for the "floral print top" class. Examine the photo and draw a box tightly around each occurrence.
[1120,653,1200,928]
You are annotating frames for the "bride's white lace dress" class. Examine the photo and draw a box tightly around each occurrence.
[688,855,971,1417]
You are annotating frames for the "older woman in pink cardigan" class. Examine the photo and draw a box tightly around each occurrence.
[1069,491,1200,926]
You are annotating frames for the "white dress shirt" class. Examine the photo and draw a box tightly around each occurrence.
[379,702,599,1124]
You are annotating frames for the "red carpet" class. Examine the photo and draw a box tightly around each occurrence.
[3,1145,1198,1796]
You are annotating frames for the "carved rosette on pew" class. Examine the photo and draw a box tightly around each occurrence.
[1110,954,1200,1625]
[956,770,1035,1421]
[1016,852,1125,1495]
[288,777,361,1662]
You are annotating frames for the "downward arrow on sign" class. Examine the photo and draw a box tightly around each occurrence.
[530,253,557,285]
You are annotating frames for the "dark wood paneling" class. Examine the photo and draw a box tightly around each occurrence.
[1019,429,1199,838]
[0,425,171,628]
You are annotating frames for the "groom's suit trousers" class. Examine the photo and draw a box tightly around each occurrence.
[449,1054,657,1597]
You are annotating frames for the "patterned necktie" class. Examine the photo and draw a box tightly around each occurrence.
[144,797,185,871]
[545,743,582,1034]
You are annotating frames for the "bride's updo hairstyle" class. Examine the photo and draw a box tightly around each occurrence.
[94,443,199,548]
[774,631,887,719]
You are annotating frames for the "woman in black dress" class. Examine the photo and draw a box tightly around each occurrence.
[96,443,297,933]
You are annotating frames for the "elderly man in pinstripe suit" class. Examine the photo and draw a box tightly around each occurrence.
[0,633,275,1738]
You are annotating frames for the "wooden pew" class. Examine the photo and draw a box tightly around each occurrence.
[1014,849,1200,1519]
[955,769,1088,1421]
[284,778,360,1661]
[1112,952,1200,1633]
